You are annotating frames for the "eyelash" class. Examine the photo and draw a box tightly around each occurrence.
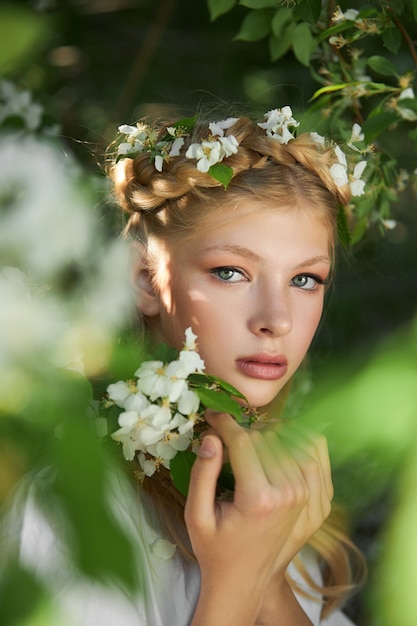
[210,266,247,283]
[291,274,329,291]
[211,267,329,290]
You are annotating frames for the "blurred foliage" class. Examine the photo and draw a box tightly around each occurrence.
[0,1,417,625]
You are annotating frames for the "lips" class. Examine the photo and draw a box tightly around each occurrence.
[235,354,288,381]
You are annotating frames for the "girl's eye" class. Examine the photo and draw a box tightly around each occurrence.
[211,267,245,283]
[291,274,327,290]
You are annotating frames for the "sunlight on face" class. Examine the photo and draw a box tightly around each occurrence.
[148,203,331,409]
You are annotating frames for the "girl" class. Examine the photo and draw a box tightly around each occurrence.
[105,107,365,625]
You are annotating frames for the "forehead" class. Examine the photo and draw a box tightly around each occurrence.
[169,201,331,261]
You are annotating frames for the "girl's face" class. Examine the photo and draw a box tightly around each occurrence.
[148,203,331,409]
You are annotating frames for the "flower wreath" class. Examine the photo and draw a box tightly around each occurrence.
[115,106,367,197]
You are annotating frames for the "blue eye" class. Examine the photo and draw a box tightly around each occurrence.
[211,267,245,282]
[291,274,326,290]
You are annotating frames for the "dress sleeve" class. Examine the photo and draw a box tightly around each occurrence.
[9,472,149,626]
[322,610,357,625]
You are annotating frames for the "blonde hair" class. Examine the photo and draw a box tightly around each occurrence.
[108,111,366,618]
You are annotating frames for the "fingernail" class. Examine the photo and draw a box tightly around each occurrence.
[198,437,216,459]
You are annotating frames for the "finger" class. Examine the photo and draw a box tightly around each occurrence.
[204,411,267,500]
[251,429,305,489]
[184,434,223,532]
[281,423,333,502]
[277,427,333,518]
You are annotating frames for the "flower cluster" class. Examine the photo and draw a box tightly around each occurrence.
[0,136,132,383]
[310,124,367,197]
[0,80,59,136]
[107,327,206,478]
[185,117,239,172]
[257,106,299,144]
[117,122,187,172]
[116,106,368,195]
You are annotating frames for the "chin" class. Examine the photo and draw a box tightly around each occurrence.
[238,381,289,414]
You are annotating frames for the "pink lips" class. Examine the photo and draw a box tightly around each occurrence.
[235,354,288,380]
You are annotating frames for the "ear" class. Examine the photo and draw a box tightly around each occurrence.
[130,243,161,317]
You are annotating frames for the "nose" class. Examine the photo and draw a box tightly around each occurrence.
[248,284,292,337]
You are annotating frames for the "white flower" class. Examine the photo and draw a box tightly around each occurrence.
[333,8,359,22]
[117,142,136,156]
[138,452,158,476]
[184,326,198,350]
[135,360,168,400]
[124,391,149,413]
[109,327,208,470]
[0,81,43,131]
[107,381,134,408]
[112,411,142,460]
[330,163,349,187]
[349,123,364,143]
[219,135,239,157]
[257,107,299,144]
[117,123,152,155]
[349,160,367,196]
[185,140,223,172]
[154,154,164,172]
[118,410,141,429]
[177,389,200,416]
[168,136,184,157]
[209,117,238,137]
[398,88,417,121]
[179,349,205,375]
[310,132,326,147]
[382,219,397,230]
[335,145,348,166]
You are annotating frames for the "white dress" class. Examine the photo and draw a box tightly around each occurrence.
[11,470,356,626]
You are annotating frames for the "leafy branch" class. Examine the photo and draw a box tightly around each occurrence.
[207,0,417,244]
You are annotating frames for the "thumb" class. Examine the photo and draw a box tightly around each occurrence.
[184,435,223,528]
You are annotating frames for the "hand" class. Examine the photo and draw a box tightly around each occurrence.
[185,411,333,625]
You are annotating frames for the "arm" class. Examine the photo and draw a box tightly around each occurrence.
[185,411,333,626]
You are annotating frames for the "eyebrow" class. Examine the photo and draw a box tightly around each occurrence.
[200,245,330,268]
[293,255,331,269]
[200,244,260,262]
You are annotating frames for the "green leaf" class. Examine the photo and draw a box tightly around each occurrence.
[362,111,399,143]
[367,55,398,77]
[292,22,317,67]
[350,216,369,246]
[161,115,197,140]
[188,372,246,401]
[271,8,293,39]
[234,10,272,42]
[240,0,277,7]
[317,21,356,43]
[336,205,351,249]
[154,342,178,362]
[170,450,196,496]
[414,0,417,21]
[383,26,401,54]
[52,419,138,590]
[196,387,243,420]
[268,24,294,62]
[207,375,248,401]
[208,0,237,21]
[295,0,322,25]
[310,83,349,100]
[0,5,49,74]
[208,162,233,188]
[0,563,45,626]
